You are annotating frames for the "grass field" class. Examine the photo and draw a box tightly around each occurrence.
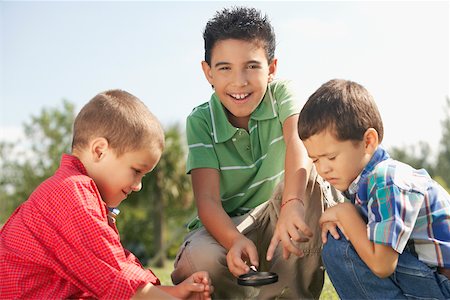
[151,262,339,299]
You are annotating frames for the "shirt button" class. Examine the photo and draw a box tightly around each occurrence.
[246,146,250,150]
[232,138,236,142]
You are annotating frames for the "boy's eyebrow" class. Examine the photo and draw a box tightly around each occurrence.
[308,152,335,159]
[246,60,263,65]
[214,61,230,68]
[213,60,263,68]
[135,162,152,170]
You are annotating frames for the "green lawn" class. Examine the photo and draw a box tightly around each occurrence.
[151,262,338,299]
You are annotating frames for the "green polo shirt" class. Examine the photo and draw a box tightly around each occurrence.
[186,80,301,230]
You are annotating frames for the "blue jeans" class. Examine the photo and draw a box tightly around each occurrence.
[322,232,450,299]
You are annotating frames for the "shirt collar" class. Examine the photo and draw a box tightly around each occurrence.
[209,86,278,143]
[61,153,88,175]
[62,154,121,222]
[344,145,390,201]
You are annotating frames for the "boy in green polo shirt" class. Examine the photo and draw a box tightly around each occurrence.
[171,6,342,299]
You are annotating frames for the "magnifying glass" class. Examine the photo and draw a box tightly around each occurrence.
[237,266,278,286]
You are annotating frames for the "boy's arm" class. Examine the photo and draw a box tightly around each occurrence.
[132,284,177,299]
[191,168,258,276]
[134,271,212,300]
[267,114,313,260]
[320,202,399,278]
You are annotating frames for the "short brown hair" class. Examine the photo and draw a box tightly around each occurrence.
[298,79,384,142]
[72,89,164,156]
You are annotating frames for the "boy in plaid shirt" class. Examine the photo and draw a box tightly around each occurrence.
[298,79,450,299]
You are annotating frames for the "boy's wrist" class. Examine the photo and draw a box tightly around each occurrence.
[281,197,304,209]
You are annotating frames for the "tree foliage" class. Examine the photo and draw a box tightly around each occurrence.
[435,97,450,188]
[388,96,450,190]
[0,100,75,223]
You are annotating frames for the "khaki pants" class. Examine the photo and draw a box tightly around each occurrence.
[171,167,342,299]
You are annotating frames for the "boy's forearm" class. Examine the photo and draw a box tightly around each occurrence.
[198,199,243,250]
[334,203,398,277]
[192,168,243,250]
[283,140,311,202]
[334,203,371,248]
[282,115,312,204]
[132,284,177,299]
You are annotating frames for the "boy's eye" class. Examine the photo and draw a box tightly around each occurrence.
[328,156,336,161]
[133,168,141,175]
[218,66,231,71]
[248,64,261,69]
[312,159,318,163]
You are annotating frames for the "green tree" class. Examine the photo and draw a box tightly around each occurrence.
[0,100,75,223]
[388,96,450,192]
[435,97,450,188]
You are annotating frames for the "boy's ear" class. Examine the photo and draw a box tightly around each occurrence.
[201,61,214,85]
[268,58,278,82]
[363,128,379,154]
[90,137,109,161]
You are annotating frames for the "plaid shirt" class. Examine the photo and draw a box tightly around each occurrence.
[0,154,159,299]
[346,146,450,268]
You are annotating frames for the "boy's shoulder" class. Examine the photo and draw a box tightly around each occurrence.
[267,79,293,96]
[188,101,211,120]
[372,159,432,194]
[31,158,100,211]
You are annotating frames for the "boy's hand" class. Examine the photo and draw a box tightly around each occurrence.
[226,235,259,277]
[319,205,349,243]
[266,200,312,261]
[171,271,214,300]
[320,221,343,243]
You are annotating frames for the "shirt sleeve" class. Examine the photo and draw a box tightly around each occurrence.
[366,179,423,253]
[270,80,302,123]
[186,113,219,173]
[48,181,160,299]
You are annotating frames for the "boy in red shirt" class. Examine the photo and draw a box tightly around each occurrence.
[0,90,213,299]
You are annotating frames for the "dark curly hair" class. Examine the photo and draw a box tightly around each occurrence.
[203,6,276,65]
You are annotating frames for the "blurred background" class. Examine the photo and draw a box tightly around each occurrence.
[1,1,449,276]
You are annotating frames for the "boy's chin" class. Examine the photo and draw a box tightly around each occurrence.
[104,198,123,209]
[332,184,348,193]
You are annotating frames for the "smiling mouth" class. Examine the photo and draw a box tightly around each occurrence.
[229,93,251,101]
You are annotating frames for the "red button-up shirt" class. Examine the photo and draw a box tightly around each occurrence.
[0,154,160,299]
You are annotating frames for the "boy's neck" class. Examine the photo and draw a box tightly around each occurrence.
[226,110,250,131]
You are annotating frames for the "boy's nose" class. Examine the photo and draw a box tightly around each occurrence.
[318,162,331,175]
[232,71,248,87]
[131,181,142,192]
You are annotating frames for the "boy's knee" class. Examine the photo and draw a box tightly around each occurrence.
[172,238,228,283]
[322,234,347,265]
[190,244,226,272]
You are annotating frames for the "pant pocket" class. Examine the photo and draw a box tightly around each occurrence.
[173,240,190,269]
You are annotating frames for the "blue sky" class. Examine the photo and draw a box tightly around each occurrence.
[1,1,449,153]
